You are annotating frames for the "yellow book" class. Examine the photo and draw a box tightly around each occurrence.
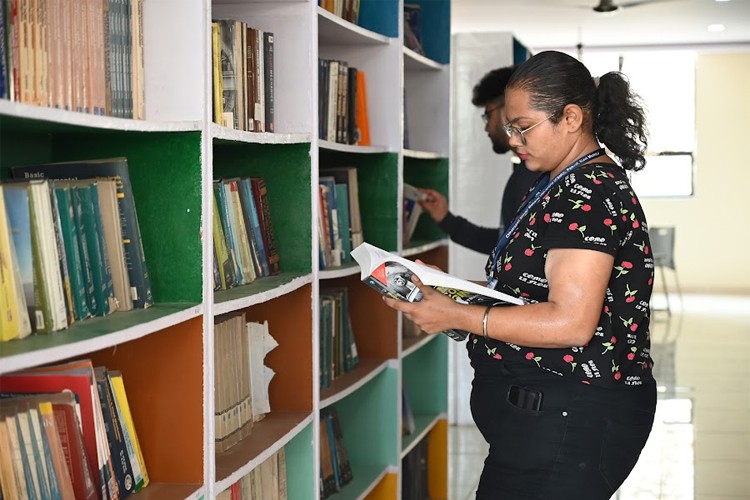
[108,371,149,489]
[0,186,32,341]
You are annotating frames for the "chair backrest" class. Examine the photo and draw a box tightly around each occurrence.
[649,226,676,270]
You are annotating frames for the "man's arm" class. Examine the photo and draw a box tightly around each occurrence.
[439,213,498,255]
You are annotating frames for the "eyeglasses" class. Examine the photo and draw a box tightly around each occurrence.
[502,113,555,145]
[481,104,503,125]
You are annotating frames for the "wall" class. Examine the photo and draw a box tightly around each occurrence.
[642,51,750,294]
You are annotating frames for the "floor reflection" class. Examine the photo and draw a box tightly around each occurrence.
[449,294,750,500]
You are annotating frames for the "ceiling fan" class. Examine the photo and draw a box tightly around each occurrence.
[591,0,677,13]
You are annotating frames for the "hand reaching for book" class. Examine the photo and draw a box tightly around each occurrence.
[382,275,467,335]
[417,188,449,223]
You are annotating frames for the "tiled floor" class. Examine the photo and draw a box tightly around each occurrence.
[448,294,750,500]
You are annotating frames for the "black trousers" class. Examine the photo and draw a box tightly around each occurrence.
[469,356,656,500]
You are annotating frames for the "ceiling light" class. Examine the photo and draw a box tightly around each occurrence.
[707,24,726,32]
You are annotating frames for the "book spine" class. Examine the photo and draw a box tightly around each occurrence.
[263,31,274,132]
[49,182,76,325]
[238,178,269,277]
[251,178,280,275]
[75,185,110,316]
[97,371,135,497]
[69,186,98,318]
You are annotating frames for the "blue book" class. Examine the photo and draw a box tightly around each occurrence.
[238,178,270,277]
[3,183,37,331]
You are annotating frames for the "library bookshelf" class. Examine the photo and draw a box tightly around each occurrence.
[0,0,451,498]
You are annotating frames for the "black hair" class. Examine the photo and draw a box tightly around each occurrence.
[507,51,648,171]
[471,66,518,107]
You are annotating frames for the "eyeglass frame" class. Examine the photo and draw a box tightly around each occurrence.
[501,113,556,145]
[481,104,504,125]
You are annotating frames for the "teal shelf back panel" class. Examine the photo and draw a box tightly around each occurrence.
[408,0,450,64]
[319,151,398,252]
[514,38,531,65]
[286,422,315,500]
[213,142,313,274]
[403,336,448,416]
[358,0,399,38]
[404,157,448,243]
[333,366,398,467]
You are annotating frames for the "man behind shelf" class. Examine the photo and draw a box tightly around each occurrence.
[417,65,540,254]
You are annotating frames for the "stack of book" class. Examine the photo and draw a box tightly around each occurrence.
[0,0,146,119]
[319,287,359,390]
[211,20,275,133]
[214,313,279,453]
[319,406,353,499]
[216,448,287,500]
[318,0,361,25]
[213,176,280,292]
[318,58,370,146]
[0,157,153,342]
[318,167,363,270]
[0,359,150,499]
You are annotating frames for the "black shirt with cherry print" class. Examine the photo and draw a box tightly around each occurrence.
[470,162,656,388]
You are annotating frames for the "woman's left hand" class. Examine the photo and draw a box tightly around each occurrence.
[382,275,460,334]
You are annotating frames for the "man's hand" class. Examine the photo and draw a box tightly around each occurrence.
[417,188,449,223]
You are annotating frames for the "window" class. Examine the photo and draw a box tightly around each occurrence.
[581,51,696,197]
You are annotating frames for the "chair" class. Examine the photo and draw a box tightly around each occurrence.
[649,226,683,315]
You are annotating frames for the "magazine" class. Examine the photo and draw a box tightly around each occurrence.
[350,242,524,341]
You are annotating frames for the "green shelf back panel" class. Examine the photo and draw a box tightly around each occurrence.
[408,0,450,64]
[403,336,448,416]
[213,142,313,273]
[49,131,203,303]
[0,122,203,303]
[333,367,398,468]
[285,422,315,500]
[358,0,398,38]
[319,151,398,251]
[404,157,448,243]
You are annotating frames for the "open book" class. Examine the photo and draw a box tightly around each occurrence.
[351,242,524,341]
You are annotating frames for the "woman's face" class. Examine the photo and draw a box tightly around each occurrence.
[503,87,568,174]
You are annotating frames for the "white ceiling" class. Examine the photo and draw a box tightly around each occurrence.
[452,0,750,52]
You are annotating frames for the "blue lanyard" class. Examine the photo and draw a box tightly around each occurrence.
[487,148,606,287]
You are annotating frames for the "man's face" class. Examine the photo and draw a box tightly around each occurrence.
[483,99,512,155]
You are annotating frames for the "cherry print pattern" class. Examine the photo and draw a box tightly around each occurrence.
[473,163,655,388]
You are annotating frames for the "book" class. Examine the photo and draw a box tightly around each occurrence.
[2,182,36,334]
[354,70,370,146]
[263,31,274,133]
[212,187,236,290]
[107,371,148,490]
[319,167,363,249]
[402,183,424,245]
[350,242,525,341]
[238,178,269,277]
[250,178,280,275]
[0,185,32,341]
[11,157,154,310]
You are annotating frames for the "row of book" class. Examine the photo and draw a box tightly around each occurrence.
[211,19,275,133]
[214,314,277,454]
[319,406,352,499]
[0,359,149,499]
[213,176,280,292]
[318,0,361,25]
[318,58,370,146]
[319,287,359,390]
[0,158,153,342]
[0,0,145,119]
[318,167,363,270]
[217,448,287,500]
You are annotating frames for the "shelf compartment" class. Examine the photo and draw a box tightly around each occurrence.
[327,366,399,499]
[214,411,313,495]
[320,150,399,252]
[403,157,450,245]
[402,333,448,418]
[0,303,201,375]
[318,8,392,46]
[88,317,205,487]
[401,413,445,459]
[214,272,313,316]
